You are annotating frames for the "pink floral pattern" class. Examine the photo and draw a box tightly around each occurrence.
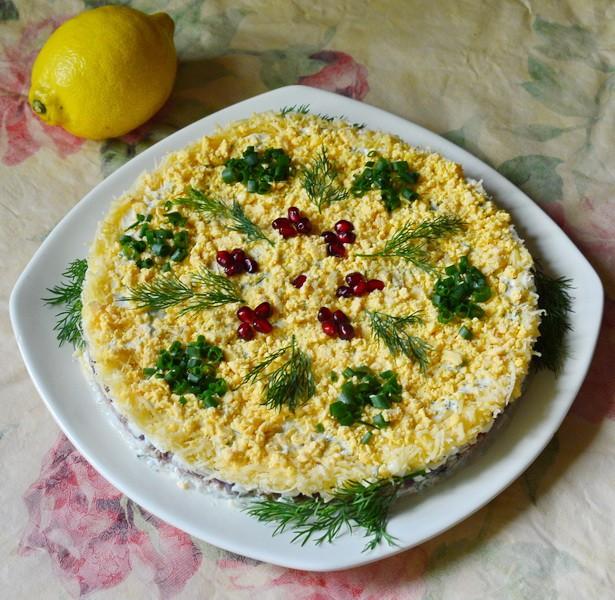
[216,548,427,599]
[299,51,370,100]
[19,434,202,598]
[0,18,84,166]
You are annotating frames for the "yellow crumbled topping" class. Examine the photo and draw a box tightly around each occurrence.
[82,111,540,495]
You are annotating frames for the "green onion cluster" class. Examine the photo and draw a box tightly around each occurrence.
[144,336,227,408]
[431,256,492,328]
[119,212,190,270]
[222,146,291,194]
[350,153,419,212]
[329,366,401,429]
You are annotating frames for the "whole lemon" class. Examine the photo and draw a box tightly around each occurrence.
[29,6,176,140]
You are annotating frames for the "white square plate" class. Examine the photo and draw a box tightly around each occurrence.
[10,85,603,571]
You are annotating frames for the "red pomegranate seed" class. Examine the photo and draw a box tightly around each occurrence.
[237,306,255,323]
[327,242,346,257]
[317,307,333,322]
[295,217,312,235]
[292,274,307,288]
[272,217,291,230]
[336,285,353,298]
[334,220,354,234]
[352,280,369,296]
[338,231,356,244]
[224,264,239,276]
[321,231,338,244]
[244,257,259,273]
[338,321,355,340]
[287,206,301,223]
[237,322,254,340]
[333,309,349,324]
[367,279,385,291]
[254,301,272,318]
[231,248,246,264]
[345,272,365,287]
[322,320,337,337]
[216,250,233,267]
[279,224,297,239]
[252,317,273,334]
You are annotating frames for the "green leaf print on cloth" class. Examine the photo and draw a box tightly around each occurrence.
[425,538,578,600]
[522,56,597,118]
[533,17,598,63]
[498,155,563,204]
[0,0,18,20]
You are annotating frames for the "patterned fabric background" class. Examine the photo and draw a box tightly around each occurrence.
[1,1,613,597]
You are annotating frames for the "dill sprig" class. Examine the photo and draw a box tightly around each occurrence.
[173,188,273,246]
[242,336,315,411]
[246,475,410,552]
[279,104,310,116]
[533,268,574,372]
[42,258,88,349]
[357,215,465,271]
[301,147,349,212]
[123,269,243,315]
[366,310,431,371]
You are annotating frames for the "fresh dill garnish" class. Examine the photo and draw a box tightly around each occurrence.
[242,336,315,411]
[317,113,337,122]
[123,269,243,315]
[42,258,88,349]
[301,147,349,212]
[357,215,465,271]
[366,311,431,371]
[279,104,310,116]
[533,268,574,372]
[173,188,273,246]
[246,475,420,552]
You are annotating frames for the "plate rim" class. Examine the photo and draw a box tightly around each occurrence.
[10,84,604,571]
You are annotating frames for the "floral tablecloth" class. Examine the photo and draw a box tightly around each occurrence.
[2,1,614,597]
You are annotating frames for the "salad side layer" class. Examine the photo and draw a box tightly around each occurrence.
[80,111,540,496]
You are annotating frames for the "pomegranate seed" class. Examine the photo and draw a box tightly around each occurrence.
[272,217,291,230]
[345,272,365,287]
[327,242,346,257]
[333,309,349,324]
[334,220,354,234]
[231,248,246,264]
[336,285,353,298]
[224,264,239,276]
[237,306,255,323]
[216,250,233,267]
[288,206,301,223]
[322,320,337,337]
[254,301,272,318]
[321,231,338,244]
[367,279,385,291]
[295,217,312,235]
[279,224,297,239]
[352,280,369,296]
[244,257,259,273]
[317,307,333,322]
[252,317,273,334]
[338,321,355,340]
[338,231,356,244]
[292,274,307,288]
[237,322,254,340]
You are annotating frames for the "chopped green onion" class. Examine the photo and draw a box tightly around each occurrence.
[459,325,473,340]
